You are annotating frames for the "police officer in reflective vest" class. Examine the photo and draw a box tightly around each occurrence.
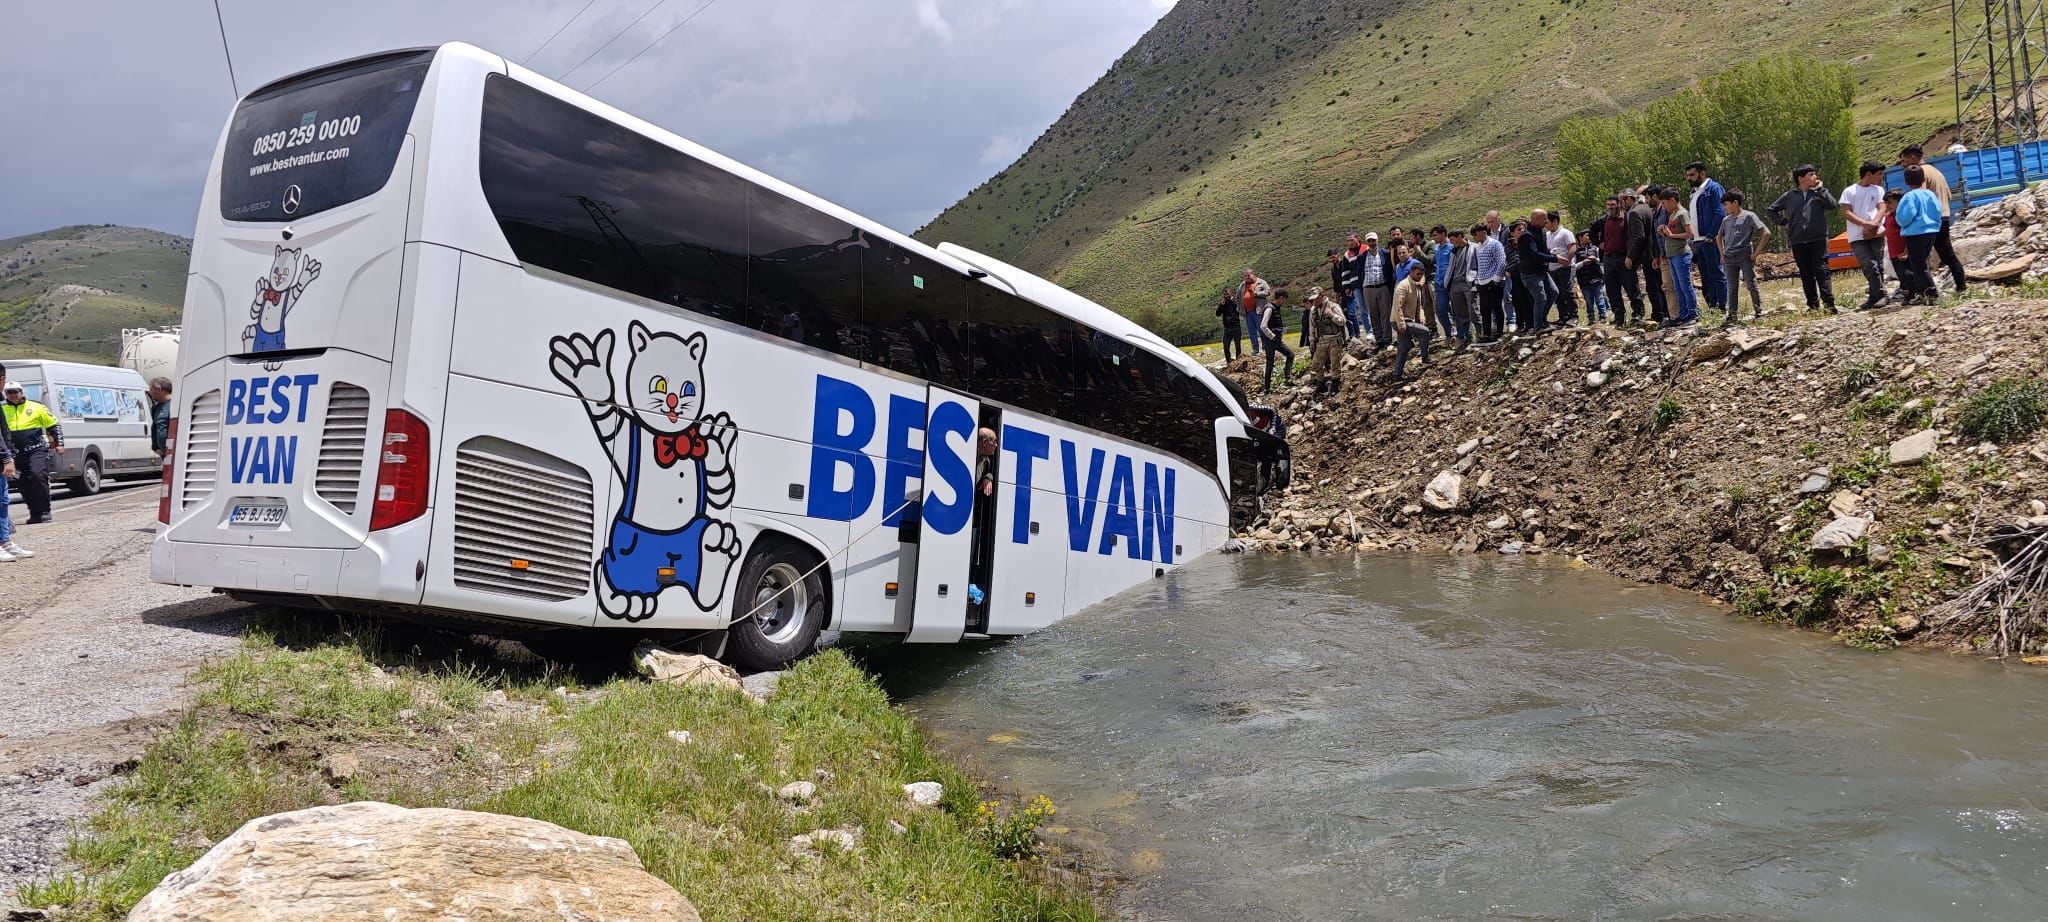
[3,383,63,524]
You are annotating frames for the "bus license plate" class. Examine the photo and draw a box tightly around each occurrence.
[228,503,288,527]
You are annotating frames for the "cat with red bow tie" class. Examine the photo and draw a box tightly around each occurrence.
[549,320,741,622]
[243,245,320,353]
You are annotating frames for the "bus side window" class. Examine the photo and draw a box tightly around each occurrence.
[746,188,865,362]
[863,243,973,392]
[478,76,748,324]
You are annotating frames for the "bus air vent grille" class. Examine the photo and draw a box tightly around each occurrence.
[180,389,223,508]
[451,442,594,602]
[316,384,372,513]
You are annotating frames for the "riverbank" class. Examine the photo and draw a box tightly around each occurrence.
[1221,292,2048,656]
[14,612,1097,921]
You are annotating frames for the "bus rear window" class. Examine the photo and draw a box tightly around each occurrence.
[218,52,431,223]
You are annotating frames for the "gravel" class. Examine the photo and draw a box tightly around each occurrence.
[0,489,247,898]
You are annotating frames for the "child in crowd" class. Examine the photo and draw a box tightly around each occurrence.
[1716,189,1770,324]
[1574,230,1607,322]
[1881,188,1924,304]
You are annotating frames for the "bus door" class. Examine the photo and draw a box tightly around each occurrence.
[904,386,979,643]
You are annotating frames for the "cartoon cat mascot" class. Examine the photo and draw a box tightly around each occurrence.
[243,245,320,353]
[548,320,742,622]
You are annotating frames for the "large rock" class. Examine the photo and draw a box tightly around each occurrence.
[129,802,698,921]
[1422,471,1464,512]
[1889,429,1940,466]
[1953,232,2008,267]
[1810,515,1871,553]
[1970,255,2036,281]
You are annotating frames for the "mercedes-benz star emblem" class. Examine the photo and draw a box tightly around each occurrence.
[282,185,303,215]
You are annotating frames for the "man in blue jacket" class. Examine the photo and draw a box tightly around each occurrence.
[1686,162,1727,318]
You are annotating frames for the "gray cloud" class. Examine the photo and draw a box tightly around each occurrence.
[0,0,1170,239]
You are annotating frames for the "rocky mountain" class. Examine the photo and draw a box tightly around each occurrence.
[0,225,189,363]
[919,0,1955,342]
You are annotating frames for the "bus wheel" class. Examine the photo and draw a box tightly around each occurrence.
[67,456,102,496]
[727,541,826,672]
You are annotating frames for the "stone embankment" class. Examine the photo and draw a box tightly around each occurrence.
[1226,297,2048,653]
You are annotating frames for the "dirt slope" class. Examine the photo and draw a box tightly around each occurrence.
[1227,296,2048,654]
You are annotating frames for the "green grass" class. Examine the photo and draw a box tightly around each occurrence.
[918,0,1955,343]
[24,616,1093,921]
[1953,377,2048,444]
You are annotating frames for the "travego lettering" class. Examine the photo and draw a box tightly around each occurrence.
[804,373,1176,562]
[223,374,320,485]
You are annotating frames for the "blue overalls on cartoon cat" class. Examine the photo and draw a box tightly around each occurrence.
[243,245,320,353]
[549,321,741,622]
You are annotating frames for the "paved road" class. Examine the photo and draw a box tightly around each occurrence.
[0,488,250,897]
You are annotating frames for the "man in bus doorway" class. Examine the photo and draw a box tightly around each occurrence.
[4,382,63,525]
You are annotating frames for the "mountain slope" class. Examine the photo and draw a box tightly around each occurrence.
[0,225,189,363]
[919,0,1954,342]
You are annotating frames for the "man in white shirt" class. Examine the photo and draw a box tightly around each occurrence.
[1840,161,1891,311]
[1544,212,1578,325]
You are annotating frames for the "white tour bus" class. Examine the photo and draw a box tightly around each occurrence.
[153,43,1285,669]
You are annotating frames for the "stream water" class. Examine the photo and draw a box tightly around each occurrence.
[883,552,2048,920]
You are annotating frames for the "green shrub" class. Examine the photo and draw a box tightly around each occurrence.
[974,795,1057,861]
[1843,622,1898,651]
[1837,360,1881,396]
[1653,395,1683,430]
[1953,377,2048,444]
[1838,449,1887,486]
[1851,390,1901,421]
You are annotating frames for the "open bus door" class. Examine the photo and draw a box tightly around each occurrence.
[904,386,980,643]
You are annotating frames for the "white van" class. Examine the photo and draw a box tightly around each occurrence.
[4,360,157,495]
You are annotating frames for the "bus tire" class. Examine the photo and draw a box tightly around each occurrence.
[726,539,826,672]
[67,456,102,496]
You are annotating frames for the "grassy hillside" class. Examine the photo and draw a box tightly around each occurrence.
[0,225,188,363]
[918,0,1956,342]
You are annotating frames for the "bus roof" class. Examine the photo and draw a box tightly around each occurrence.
[441,43,1252,425]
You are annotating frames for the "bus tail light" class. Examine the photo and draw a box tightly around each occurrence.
[158,417,179,524]
[370,409,430,531]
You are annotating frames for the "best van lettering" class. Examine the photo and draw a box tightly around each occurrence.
[803,373,1178,560]
[222,374,318,484]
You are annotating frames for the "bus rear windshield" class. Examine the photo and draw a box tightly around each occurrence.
[218,52,430,223]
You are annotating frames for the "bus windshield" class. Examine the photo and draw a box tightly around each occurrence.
[218,51,431,223]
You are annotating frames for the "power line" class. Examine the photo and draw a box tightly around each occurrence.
[211,0,240,98]
[521,0,601,66]
[585,0,722,91]
[555,0,671,84]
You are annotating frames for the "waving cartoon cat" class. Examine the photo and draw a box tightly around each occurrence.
[548,320,741,622]
[243,245,320,353]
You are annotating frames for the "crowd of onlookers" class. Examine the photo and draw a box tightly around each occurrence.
[1219,145,1973,393]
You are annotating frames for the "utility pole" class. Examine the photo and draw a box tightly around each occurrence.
[1954,0,2048,149]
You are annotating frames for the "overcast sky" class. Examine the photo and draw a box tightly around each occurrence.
[0,0,1174,239]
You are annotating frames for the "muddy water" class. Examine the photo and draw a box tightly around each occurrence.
[888,553,2048,920]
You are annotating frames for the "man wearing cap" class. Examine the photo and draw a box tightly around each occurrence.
[1355,232,1397,348]
[3,382,61,525]
[1306,285,1348,393]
